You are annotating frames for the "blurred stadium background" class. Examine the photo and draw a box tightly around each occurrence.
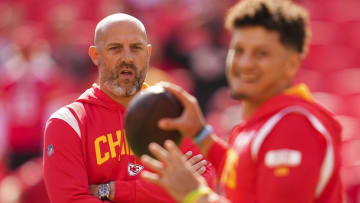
[0,0,359,202]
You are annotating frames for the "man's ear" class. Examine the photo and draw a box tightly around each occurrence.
[89,46,99,66]
[285,53,301,80]
[147,44,152,58]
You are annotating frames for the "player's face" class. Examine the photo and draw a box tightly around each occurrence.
[97,21,151,97]
[226,26,299,103]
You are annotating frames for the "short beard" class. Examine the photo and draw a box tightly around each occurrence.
[100,62,147,97]
[104,82,138,97]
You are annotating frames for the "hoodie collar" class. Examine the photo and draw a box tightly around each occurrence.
[76,84,125,111]
[246,83,314,123]
[246,83,341,144]
[76,83,150,112]
[284,83,313,102]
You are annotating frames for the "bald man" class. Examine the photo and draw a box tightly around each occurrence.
[43,13,216,203]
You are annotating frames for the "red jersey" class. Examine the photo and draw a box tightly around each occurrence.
[207,85,342,203]
[43,84,216,203]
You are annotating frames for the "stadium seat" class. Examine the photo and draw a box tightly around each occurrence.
[327,68,360,96]
[312,92,346,115]
[341,139,360,167]
[309,21,338,45]
[343,94,360,118]
[335,115,360,141]
[302,45,358,73]
[293,69,326,92]
[338,21,360,49]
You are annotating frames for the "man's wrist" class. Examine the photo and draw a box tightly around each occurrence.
[97,181,114,201]
[98,183,110,201]
[193,125,213,145]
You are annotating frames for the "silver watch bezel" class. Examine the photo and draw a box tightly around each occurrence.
[98,183,110,201]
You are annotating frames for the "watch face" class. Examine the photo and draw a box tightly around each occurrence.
[98,183,110,200]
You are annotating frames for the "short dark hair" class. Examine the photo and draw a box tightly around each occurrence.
[225,0,311,56]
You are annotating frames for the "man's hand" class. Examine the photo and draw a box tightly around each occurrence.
[88,184,98,198]
[89,181,115,201]
[183,151,207,175]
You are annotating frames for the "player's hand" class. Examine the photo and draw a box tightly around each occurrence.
[141,140,209,202]
[183,151,207,175]
[158,82,205,138]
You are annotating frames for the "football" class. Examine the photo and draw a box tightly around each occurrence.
[124,85,183,158]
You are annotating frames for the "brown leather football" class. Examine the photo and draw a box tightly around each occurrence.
[124,86,183,158]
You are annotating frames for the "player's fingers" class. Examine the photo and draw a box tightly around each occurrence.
[141,154,164,173]
[160,82,195,108]
[191,160,207,173]
[196,166,206,175]
[186,154,203,166]
[163,140,185,164]
[158,118,182,131]
[148,142,171,164]
[183,151,193,160]
[141,170,162,186]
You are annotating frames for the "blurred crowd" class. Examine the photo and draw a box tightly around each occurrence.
[0,0,359,202]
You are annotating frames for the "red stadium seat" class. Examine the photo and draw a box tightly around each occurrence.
[293,69,326,92]
[327,68,360,96]
[299,1,333,21]
[309,21,339,45]
[302,0,360,21]
[302,45,358,73]
[338,21,360,49]
[335,115,360,141]
[341,139,360,167]
[326,0,360,22]
[312,92,346,115]
[343,94,360,118]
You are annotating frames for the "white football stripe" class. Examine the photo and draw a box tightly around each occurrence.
[49,107,81,138]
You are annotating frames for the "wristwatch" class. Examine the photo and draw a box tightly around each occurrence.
[98,183,110,201]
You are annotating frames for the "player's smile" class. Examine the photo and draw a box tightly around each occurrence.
[239,73,259,83]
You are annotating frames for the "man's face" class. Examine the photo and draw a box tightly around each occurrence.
[226,26,298,103]
[96,21,150,97]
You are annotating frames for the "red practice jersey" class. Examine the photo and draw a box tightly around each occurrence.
[43,84,216,203]
[207,85,343,203]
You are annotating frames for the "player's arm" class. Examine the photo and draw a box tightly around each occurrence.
[43,118,103,203]
[255,113,329,203]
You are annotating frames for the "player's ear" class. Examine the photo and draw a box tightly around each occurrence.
[285,52,301,80]
[89,46,99,66]
[147,44,152,58]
